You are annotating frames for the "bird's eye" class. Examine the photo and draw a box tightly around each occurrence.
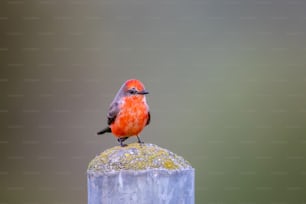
[128,88,137,94]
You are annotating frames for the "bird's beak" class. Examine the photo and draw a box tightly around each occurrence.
[138,90,149,95]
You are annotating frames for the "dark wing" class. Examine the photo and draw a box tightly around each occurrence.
[146,111,150,126]
[107,101,120,125]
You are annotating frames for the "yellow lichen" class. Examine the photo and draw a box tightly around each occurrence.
[163,159,178,169]
[87,143,192,172]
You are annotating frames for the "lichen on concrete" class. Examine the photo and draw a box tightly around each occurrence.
[88,143,192,173]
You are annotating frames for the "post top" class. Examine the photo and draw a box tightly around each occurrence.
[88,143,192,173]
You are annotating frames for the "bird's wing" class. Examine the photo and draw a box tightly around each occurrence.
[107,101,120,125]
[146,111,151,126]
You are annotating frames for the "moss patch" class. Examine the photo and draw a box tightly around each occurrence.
[88,143,192,172]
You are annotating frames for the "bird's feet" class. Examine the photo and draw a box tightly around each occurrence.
[117,137,128,147]
[137,136,144,144]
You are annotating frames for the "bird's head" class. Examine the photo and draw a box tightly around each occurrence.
[124,79,149,96]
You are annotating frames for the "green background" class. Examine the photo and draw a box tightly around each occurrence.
[1,0,306,203]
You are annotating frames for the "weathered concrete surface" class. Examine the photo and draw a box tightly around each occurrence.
[87,143,194,204]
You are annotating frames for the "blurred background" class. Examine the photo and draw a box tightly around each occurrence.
[1,0,306,203]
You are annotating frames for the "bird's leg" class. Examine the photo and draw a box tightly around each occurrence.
[136,135,144,144]
[117,137,128,147]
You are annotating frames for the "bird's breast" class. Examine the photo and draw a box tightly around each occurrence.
[111,96,149,137]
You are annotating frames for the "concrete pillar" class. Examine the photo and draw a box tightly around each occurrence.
[87,143,194,204]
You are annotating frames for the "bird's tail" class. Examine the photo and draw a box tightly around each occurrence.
[97,127,111,135]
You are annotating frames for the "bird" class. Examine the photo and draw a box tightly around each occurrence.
[97,79,150,147]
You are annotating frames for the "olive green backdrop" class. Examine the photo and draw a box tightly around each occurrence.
[1,0,306,203]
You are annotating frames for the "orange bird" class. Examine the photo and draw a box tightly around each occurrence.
[97,79,150,147]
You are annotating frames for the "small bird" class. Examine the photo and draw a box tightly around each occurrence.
[97,79,150,147]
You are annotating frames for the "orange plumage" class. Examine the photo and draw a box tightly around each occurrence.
[97,79,150,146]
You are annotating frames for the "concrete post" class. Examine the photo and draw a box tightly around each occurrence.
[87,143,194,204]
